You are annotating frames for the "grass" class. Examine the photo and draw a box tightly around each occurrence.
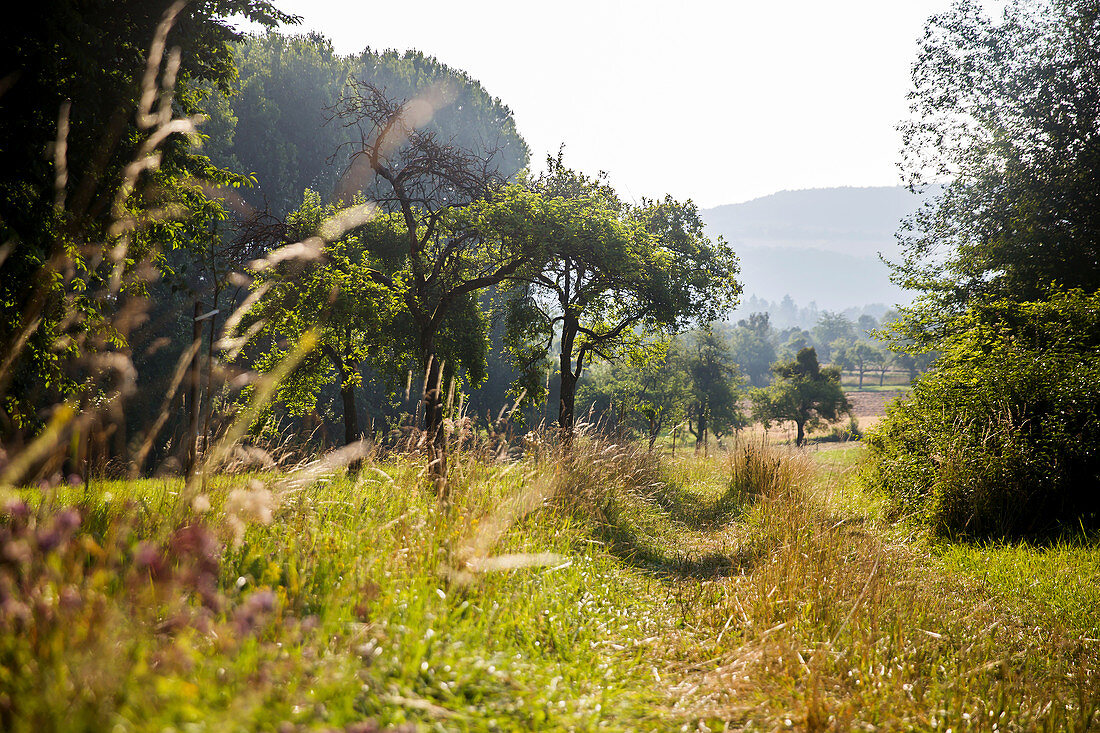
[2,440,1098,731]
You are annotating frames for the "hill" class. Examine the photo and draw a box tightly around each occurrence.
[702,186,928,311]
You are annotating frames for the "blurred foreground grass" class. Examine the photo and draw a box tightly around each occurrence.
[1,441,1097,731]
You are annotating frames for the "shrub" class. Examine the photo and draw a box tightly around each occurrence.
[862,291,1100,538]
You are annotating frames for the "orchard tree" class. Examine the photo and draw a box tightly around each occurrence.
[577,345,690,451]
[870,348,894,387]
[329,83,539,452]
[245,190,407,445]
[812,312,855,363]
[725,312,777,387]
[506,155,741,439]
[844,341,879,388]
[752,347,850,447]
[685,328,745,453]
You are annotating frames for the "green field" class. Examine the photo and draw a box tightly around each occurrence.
[2,441,1097,731]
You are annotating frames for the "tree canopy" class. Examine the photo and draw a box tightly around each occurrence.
[895,0,1100,342]
[504,154,741,436]
[752,347,849,447]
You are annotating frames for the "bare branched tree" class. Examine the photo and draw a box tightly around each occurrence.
[327,81,537,496]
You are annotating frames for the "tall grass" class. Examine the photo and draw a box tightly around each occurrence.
[667,446,1100,731]
[3,432,1100,730]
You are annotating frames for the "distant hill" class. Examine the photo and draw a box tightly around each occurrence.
[702,186,929,311]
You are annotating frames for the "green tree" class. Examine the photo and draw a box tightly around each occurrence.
[577,344,690,451]
[844,341,879,388]
[0,0,292,440]
[778,327,812,360]
[864,291,1100,537]
[893,350,936,383]
[245,190,407,445]
[752,347,850,447]
[327,83,539,453]
[857,314,878,338]
[685,328,745,452]
[895,0,1100,339]
[812,311,855,363]
[724,312,776,387]
[506,156,741,438]
[204,33,530,218]
[869,347,894,387]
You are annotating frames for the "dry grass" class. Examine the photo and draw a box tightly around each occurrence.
[656,446,1100,731]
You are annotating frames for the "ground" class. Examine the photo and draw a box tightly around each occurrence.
[2,438,1097,731]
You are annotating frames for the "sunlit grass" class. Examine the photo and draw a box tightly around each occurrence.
[2,440,1098,731]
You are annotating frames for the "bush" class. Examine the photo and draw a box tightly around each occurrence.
[862,291,1100,538]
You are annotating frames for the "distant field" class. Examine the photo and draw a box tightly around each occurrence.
[840,370,913,389]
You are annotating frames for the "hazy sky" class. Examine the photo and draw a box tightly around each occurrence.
[260,1,966,208]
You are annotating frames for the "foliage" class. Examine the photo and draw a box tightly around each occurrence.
[684,328,746,449]
[576,344,691,449]
[0,1,293,437]
[833,341,881,388]
[752,347,850,446]
[895,0,1100,341]
[326,84,539,450]
[863,291,1100,538]
[867,0,1100,539]
[722,312,776,387]
[245,190,407,443]
[810,311,854,363]
[506,154,741,433]
[203,32,529,217]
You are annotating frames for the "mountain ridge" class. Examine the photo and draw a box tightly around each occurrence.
[702,185,926,311]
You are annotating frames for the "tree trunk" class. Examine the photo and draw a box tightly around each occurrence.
[558,312,579,444]
[419,331,448,501]
[857,367,864,388]
[340,382,359,446]
[186,300,202,477]
[420,332,444,437]
[694,407,707,453]
[558,368,576,434]
[795,419,805,447]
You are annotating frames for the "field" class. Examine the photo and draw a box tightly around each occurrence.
[3,438,1097,732]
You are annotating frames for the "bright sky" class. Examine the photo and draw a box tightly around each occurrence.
[262,0,963,208]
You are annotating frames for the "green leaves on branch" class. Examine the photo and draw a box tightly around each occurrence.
[863,290,1100,538]
[752,347,849,447]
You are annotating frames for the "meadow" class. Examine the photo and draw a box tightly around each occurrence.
[3,437,1096,731]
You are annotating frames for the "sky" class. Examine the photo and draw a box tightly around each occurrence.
[256,1,968,209]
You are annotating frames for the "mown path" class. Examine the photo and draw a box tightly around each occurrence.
[583,446,1100,731]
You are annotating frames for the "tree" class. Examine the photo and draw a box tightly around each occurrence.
[846,342,879,388]
[864,291,1100,536]
[895,0,1100,342]
[778,328,812,360]
[869,347,894,387]
[865,0,1100,538]
[811,311,855,363]
[0,0,293,439]
[506,155,741,439]
[857,314,878,338]
[685,328,745,453]
[203,33,530,218]
[893,350,936,383]
[245,190,406,445]
[328,83,537,457]
[724,312,776,387]
[752,347,850,447]
[576,344,690,451]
